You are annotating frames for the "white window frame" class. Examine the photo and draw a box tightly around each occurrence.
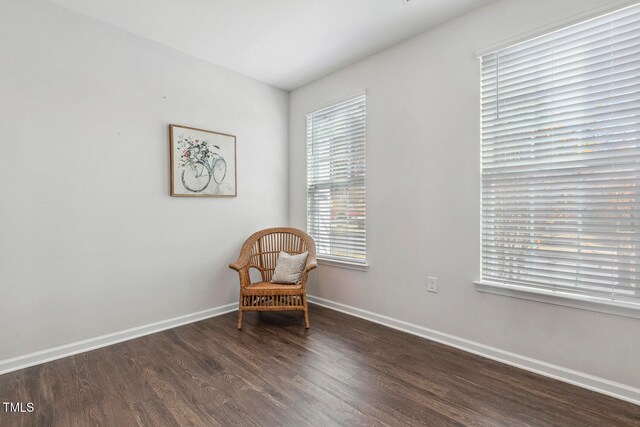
[306,93,368,270]
[475,4,640,319]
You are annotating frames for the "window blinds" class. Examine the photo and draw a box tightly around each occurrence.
[307,95,367,263]
[480,4,640,305]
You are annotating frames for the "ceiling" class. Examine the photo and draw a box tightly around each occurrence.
[49,0,493,90]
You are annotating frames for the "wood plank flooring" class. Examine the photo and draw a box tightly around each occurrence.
[1,305,638,426]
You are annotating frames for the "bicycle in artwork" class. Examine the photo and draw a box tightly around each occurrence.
[177,135,227,192]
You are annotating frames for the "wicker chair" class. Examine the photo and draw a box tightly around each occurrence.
[229,227,317,330]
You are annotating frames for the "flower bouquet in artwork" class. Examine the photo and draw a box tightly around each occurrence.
[170,125,236,197]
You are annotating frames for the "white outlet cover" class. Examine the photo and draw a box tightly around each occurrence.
[427,276,438,292]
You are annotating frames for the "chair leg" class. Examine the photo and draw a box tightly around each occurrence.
[237,307,244,330]
[303,297,310,329]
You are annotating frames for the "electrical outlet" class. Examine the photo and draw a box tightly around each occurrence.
[427,276,438,293]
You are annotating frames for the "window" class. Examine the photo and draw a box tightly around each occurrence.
[307,94,367,267]
[478,4,640,314]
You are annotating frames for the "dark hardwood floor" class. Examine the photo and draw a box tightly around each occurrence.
[1,305,638,426]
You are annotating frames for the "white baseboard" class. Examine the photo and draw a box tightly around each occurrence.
[307,295,640,406]
[0,302,238,376]
[4,296,638,406]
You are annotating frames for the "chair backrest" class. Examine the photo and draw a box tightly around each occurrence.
[242,228,316,282]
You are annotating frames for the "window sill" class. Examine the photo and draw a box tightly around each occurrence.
[317,257,369,271]
[474,280,640,320]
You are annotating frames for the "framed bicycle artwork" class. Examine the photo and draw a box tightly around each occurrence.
[169,124,237,197]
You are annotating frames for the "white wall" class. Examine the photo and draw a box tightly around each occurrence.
[0,1,288,360]
[289,0,640,389]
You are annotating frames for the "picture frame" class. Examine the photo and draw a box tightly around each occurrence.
[169,124,237,197]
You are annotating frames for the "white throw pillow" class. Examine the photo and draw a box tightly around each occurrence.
[271,251,309,284]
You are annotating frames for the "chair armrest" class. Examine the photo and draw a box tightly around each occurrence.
[304,261,318,273]
[300,258,317,287]
[229,262,246,272]
[229,260,251,287]
[229,243,253,271]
